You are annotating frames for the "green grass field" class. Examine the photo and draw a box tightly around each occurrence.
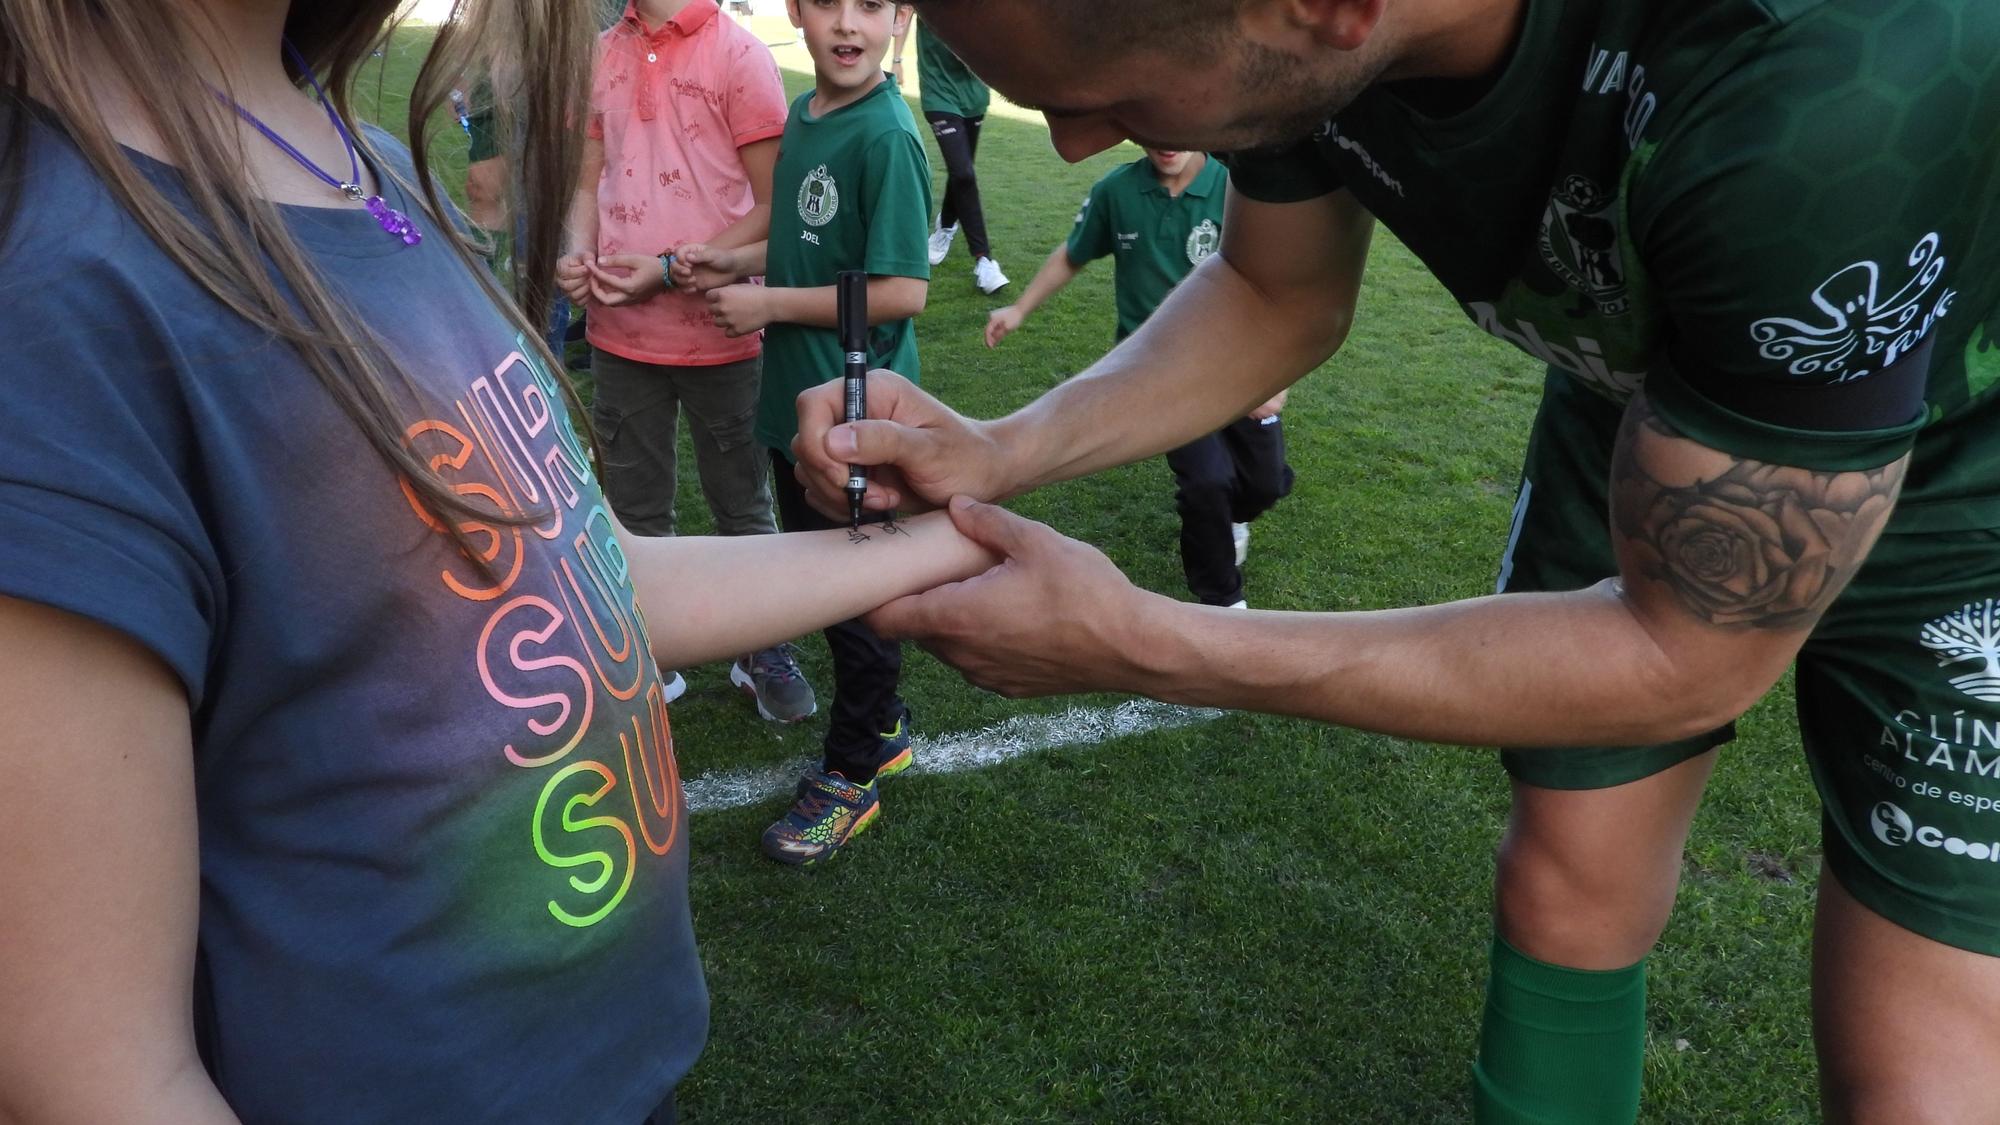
[363,23,1823,1122]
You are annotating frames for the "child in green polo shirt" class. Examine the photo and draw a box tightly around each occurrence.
[987,148,1294,609]
[670,0,933,866]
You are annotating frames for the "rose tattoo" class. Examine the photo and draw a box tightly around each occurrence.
[1613,398,1902,630]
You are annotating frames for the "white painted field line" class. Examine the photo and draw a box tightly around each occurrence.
[681,699,1226,814]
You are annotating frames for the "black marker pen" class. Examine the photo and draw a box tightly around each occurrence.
[838,270,868,528]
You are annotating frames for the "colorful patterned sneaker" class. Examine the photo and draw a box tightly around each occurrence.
[873,707,916,780]
[761,768,881,866]
[730,643,816,723]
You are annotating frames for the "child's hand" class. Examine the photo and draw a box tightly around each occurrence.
[556,251,595,305]
[587,255,669,307]
[1249,388,1289,420]
[706,284,773,337]
[675,243,740,292]
[984,305,1025,348]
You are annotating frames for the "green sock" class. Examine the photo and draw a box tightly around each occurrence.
[1471,932,1646,1124]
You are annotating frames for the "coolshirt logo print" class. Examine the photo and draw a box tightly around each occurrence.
[1872,801,1914,846]
[1185,219,1220,266]
[1869,800,2000,862]
[1920,600,2000,703]
[798,164,839,227]
[1750,233,1956,382]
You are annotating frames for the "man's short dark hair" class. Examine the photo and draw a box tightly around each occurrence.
[913,0,1245,54]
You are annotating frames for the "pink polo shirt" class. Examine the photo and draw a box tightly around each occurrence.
[586,0,787,366]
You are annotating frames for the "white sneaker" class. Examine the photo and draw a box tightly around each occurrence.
[662,670,687,703]
[927,222,959,266]
[973,255,1010,294]
[1232,522,1251,567]
[1227,599,1249,610]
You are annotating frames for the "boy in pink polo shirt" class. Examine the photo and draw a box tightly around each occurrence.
[559,0,817,722]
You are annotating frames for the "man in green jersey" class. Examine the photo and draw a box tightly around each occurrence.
[987,147,1293,610]
[791,0,2000,1118]
[894,12,1009,294]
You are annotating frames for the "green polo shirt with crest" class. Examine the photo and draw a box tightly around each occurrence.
[1225,0,2000,528]
[1066,154,1228,342]
[758,78,933,455]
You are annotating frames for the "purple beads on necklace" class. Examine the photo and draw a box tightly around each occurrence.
[364,194,423,246]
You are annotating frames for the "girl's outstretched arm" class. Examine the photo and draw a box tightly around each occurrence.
[617,506,999,669]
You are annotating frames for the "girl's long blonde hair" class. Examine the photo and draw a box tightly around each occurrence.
[0,0,595,558]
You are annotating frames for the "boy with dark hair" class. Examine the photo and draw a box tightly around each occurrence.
[674,0,933,865]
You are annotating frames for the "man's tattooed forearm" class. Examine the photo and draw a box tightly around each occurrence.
[1611,396,1903,630]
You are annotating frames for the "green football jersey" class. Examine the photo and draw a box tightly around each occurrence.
[758,80,933,455]
[1227,0,2000,528]
[1067,154,1228,342]
[915,19,990,119]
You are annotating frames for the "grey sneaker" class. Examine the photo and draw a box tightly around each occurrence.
[731,643,817,723]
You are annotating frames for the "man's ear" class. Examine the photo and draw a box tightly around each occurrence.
[1244,0,1388,52]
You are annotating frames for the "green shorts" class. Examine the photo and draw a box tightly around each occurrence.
[1499,369,2000,954]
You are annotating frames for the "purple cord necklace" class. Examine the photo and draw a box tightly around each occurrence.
[215,41,421,245]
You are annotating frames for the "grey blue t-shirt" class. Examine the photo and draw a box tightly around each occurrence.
[0,112,703,1122]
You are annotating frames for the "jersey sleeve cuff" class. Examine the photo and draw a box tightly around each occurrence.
[1645,360,1925,473]
[862,258,931,281]
[1217,146,1341,204]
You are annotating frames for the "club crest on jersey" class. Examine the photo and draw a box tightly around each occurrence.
[1749,233,1956,383]
[1538,174,1628,315]
[1185,219,1220,266]
[798,164,839,228]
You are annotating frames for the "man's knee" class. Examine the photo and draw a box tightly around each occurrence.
[1494,824,1679,965]
[465,158,508,223]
